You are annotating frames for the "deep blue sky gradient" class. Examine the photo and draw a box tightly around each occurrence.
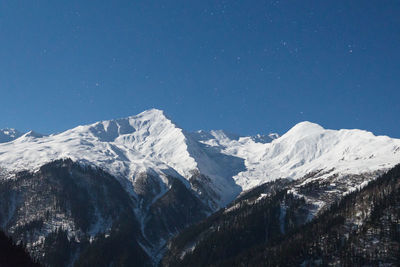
[0,1,399,137]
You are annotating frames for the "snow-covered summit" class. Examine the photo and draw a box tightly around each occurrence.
[0,109,240,206]
[0,109,195,178]
[78,108,171,141]
[180,121,400,192]
[284,121,325,137]
[231,122,400,190]
[0,111,399,208]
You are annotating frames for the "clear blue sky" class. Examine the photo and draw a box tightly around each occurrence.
[0,1,399,137]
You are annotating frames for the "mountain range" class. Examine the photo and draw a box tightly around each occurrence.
[0,109,399,266]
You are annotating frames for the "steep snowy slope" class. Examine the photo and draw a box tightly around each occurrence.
[195,122,400,191]
[0,109,192,178]
[0,109,240,207]
[0,111,399,207]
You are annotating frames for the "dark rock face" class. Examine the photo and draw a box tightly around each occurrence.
[132,170,213,260]
[189,170,221,210]
[133,172,165,210]
[144,178,211,250]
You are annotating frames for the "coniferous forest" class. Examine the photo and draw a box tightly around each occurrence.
[0,230,40,266]
[2,162,400,266]
[163,165,400,266]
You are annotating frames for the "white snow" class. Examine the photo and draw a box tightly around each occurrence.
[202,121,400,191]
[0,109,194,179]
[0,111,399,209]
[0,109,239,207]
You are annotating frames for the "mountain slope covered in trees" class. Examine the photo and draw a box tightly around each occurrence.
[0,229,40,267]
[163,164,400,266]
[0,159,211,266]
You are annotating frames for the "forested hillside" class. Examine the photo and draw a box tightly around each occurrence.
[163,164,400,266]
[0,230,40,267]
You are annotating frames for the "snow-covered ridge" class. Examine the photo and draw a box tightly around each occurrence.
[231,121,400,190]
[0,110,399,207]
[0,109,195,178]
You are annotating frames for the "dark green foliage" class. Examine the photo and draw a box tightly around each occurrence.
[42,228,73,267]
[38,159,135,232]
[228,165,400,266]
[13,218,44,238]
[75,176,207,267]
[0,159,150,267]
[144,177,210,245]
[233,178,291,204]
[75,213,151,267]
[164,164,400,267]
[162,179,308,267]
[0,229,40,267]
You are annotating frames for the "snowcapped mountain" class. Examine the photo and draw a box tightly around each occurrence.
[0,109,241,208]
[0,109,400,266]
[0,109,195,178]
[223,121,400,191]
[0,109,399,205]
[189,121,400,218]
[0,128,23,143]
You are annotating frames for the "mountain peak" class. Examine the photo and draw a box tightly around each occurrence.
[136,108,166,118]
[128,108,174,127]
[284,121,325,138]
[66,109,175,142]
